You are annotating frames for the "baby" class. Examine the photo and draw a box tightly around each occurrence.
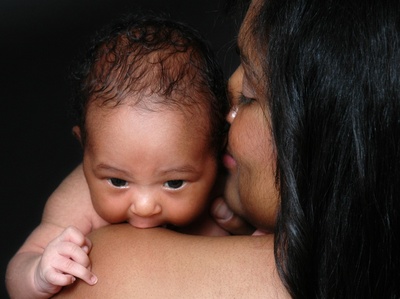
[6,13,228,299]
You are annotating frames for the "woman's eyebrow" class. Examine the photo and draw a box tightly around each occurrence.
[240,50,250,66]
[237,41,252,72]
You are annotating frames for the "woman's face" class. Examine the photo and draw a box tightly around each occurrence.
[223,0,279,233]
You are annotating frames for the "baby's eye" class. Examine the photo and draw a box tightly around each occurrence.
[108,178,128,188]
[163,180,185,190]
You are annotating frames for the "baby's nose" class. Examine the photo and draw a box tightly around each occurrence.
[129,195,162,217]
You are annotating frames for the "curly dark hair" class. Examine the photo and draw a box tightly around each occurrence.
[71,12,228,155]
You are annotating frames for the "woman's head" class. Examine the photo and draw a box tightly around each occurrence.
[224,63,278,233]
[231,0,400,297]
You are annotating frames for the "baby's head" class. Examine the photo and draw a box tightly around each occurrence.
[72,12,228,156]
[71,13,228,228]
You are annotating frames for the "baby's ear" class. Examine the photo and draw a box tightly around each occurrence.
[72,126,82,144]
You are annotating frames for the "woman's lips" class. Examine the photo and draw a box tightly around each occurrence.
[223,151,237,169]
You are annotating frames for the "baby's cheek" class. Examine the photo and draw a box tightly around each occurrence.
[92,197,117,222]
[172,199,205,226]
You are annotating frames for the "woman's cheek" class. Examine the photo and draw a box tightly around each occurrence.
[223,169,243,216]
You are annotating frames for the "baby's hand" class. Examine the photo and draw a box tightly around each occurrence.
[34,226,97,295]
[211,197,255,235]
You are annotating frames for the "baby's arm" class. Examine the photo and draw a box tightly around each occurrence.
[6,165,106,299]
[6,224,95,298]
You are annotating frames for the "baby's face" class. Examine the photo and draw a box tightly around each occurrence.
[82,96,217,228]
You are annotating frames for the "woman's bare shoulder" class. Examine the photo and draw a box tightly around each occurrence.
[54,224,289,298]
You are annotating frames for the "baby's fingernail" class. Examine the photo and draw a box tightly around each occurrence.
[213,201,233,221]
[71,277,76,283]
[82,245,89,254]
[91,275,98,285]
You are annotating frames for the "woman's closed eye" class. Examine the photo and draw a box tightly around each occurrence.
[163,180,186,190]
[238,93,255,105]
[108,178,129,188]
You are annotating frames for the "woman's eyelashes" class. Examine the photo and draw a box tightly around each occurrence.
[238,93,254,105]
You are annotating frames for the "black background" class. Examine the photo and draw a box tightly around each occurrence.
[1,0,240,297]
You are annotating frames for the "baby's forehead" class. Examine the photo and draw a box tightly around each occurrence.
[86,97,213,145]
[89,91,211,124]
[134,93,212,126]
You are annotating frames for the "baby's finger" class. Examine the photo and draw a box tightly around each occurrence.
[211,197,255,235]
[58,226,92,250]
[39,267,77,288]
[53,256,97,286]
[58,241,92,269]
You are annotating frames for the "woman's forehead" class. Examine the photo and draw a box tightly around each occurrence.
[237,0,263,79]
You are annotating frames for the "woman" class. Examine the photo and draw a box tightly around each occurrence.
[42,0,400,297]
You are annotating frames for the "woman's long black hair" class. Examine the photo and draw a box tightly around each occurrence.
[245,0,400,297]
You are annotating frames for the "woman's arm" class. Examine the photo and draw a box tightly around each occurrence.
[54,224,289,298]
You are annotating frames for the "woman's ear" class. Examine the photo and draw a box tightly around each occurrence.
[72,126,82,145]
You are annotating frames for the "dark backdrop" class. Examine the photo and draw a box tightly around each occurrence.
[1,0,240,297]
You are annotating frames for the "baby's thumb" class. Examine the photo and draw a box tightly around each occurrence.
[211,197,255,235]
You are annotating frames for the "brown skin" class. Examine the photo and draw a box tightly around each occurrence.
[42,1,290,297]
[54,224,288,299]
[223,65,279,234]
[82,99,218,229]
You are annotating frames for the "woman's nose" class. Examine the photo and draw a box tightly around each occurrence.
[226,65,244,124]
[226,106,238,124]
[130,194,162,217]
